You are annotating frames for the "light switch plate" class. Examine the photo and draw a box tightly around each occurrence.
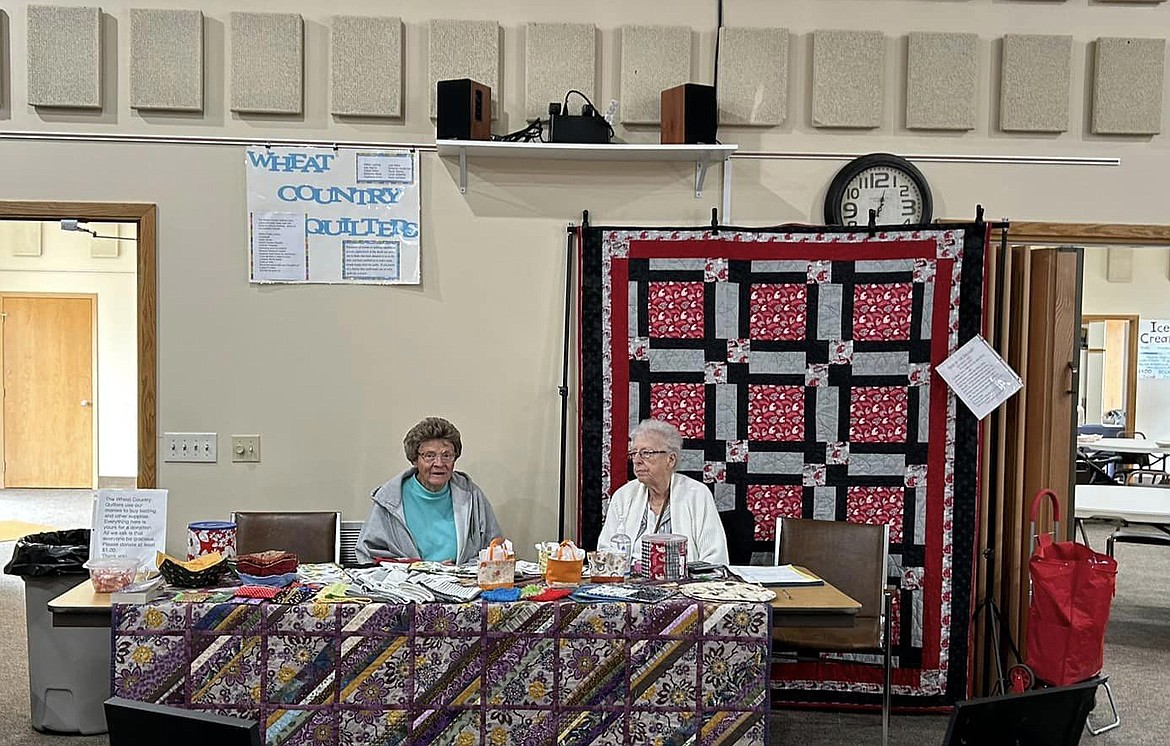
[164,432,217,462]
[231,435,261,463]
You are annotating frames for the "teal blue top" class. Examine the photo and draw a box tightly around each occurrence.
[401,476,457,562]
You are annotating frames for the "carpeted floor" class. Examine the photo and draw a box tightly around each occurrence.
[1,489,1166,745]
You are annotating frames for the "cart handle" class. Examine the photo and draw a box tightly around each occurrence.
[1029,489,1062,544]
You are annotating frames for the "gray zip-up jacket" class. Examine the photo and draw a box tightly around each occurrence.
[355,468,503,565]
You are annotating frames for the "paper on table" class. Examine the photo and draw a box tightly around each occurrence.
[936,335,1022,420]
[728,564,824,586]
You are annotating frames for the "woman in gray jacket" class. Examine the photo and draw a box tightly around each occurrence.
[356,417,502,565]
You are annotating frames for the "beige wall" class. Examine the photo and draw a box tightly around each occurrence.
[0,222,139,478]
[1,1,1170,554]
[1082,248,1170,440]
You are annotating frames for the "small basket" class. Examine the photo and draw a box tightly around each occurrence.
[159,557,229,588]
[545,540,584,585]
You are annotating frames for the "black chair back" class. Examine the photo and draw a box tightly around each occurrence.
[719,508,756,565]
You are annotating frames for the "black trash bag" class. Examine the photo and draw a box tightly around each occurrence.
[3,529,91,577]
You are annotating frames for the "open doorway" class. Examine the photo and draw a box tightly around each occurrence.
[1079,314,1138,433]
[1,220,138,488]
[0,203,157,489]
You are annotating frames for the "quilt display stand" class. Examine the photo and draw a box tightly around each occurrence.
[577,216,990,707]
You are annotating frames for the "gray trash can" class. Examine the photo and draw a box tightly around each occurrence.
[4,530,109,735]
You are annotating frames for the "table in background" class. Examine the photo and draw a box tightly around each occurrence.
[1082,438,1170,472]
[112,595,773,746]
[1075,484,1170,526]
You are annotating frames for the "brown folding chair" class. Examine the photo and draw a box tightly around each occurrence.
[231,511,341,563]
[772,517,893,746]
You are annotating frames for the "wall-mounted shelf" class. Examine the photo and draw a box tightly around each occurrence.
[436,140,738,201]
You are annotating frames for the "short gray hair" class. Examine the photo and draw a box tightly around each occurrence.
[403,417,463,462]
[630,419,683,457]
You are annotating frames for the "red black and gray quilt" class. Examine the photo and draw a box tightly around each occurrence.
[579,225,988,706]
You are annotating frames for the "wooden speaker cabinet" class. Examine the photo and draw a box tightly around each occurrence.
[436,79,491,140]
[660,83,718,144]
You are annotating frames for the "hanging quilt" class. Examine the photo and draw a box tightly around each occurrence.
[579,225,987,706]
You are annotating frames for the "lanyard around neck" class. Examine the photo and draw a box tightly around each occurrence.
[651,490,671,534]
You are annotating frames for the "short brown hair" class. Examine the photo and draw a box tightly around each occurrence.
[403,417,463,462]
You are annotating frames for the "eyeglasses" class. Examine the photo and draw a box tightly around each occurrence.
[629,449,669,461]
[418,451,456,463]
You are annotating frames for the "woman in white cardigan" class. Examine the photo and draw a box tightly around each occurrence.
[597,419,730,565]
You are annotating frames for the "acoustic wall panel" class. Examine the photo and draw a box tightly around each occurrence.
[906,32,978,131]
[1092,37,1164,135]
[1000,35,1072,133]
[717,26,788,126]
[428,19,499,119]
[26,5,102,109]
[525,22,595,121]
[331,15,403,118]
[619,25,691,125]
[230,12,303,115]
[812,30,884,129]
[130,9,203,112]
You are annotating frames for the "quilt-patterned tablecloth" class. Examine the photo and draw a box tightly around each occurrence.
[112,597,770,745]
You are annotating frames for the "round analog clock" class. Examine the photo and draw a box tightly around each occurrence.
[823,153,933,227]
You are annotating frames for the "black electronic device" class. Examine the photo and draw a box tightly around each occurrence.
[661,83,718,144]
[823,152,933,226]
[548,113,611,144]
[105,697,262,746]
[941,678,1101,746]
[436,78,491,141]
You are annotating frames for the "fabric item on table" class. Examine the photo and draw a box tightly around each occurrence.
[313,582,370,604]
[480,587,521,602]
[271,585,316,605]
[113,597,770,745]
[578,225,988,707]
[526,587,573,602]
[678,580,776,603]
[519,583,544,598]
[236,570,298,587]
[235,585,280,599]
[297,562,349,584]
[235,549,298,576]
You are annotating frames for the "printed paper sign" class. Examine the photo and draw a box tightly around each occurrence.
[90,490,168,571]
[936,335,1023,420]
[1138,319,1170,379]
[245,147,421,284]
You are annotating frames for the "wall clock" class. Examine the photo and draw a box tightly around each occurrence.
[823,153,933,226]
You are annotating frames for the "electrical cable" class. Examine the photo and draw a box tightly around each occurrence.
[491,118,547,143]
[713,0,724,94]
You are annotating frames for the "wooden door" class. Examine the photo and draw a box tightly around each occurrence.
[972,244,1081,695]
[2,295,95,487]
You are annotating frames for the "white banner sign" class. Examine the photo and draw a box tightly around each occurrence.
[1138,319,1170,379]
[245,147,421,284]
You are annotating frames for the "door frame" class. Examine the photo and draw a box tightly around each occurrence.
[1080,313,1140,431]
[1,292,98,487]
[0,202,157,488]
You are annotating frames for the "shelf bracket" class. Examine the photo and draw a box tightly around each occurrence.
[694,159,710,199]
[458,147,468,194]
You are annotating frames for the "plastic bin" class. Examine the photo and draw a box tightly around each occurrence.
[4,530,110,735]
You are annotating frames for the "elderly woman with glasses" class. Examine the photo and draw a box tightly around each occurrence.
[597,418,729,565]
[356,416,503,564]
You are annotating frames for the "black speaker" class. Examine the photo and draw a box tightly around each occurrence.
[660,83,718,144]
[436,79,491,140]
